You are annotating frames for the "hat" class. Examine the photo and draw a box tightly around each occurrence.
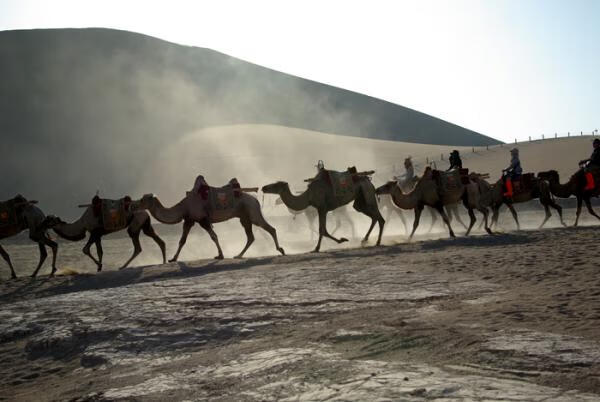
[593,139,600,145]
[510,148,519,154]
[451,150,459,155]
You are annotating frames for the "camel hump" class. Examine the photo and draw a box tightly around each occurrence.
[0,198,23,232]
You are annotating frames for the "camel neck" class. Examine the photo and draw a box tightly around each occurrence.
[549,176,573,198]
[279,186,310,211]
[148,198,185,224]
[391,184,418,209]
[53,211,88,240]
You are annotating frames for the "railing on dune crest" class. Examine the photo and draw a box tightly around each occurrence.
[372,129,599,182]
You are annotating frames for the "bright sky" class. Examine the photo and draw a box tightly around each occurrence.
[1,0,599,143]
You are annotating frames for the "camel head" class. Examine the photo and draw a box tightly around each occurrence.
[136,193,157,210]
[261,181,289,195]
[41,215,66,230]
[375,181,396,195]
[537,170,559,182]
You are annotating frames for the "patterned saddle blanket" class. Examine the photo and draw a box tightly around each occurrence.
[209,186,237,212]
[0,199,22,236]
[328,171,355,200]
[508,173,536,195]
[100,198,130,231]
[433,168,470,192]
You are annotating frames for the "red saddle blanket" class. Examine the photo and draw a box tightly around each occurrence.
[98,198,130,231]
[0,199,22,236]
[506,173,536,195]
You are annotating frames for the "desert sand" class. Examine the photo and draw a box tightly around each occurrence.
[1,129,599,401]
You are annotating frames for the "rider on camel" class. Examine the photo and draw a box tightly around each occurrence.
[447,150,463,171]
[395,157,415,187]
[503,148,522,198]
[580,138,600,191]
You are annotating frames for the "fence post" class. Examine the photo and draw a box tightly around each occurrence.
[514,138,517,144]
[472,147,475,153]
[555,133,557,138]
[441,153,444,161]
[581,131,583,136]
[529,136,531,142]
[426,156,429,164]
[568,132,570,137]
[542,134,544,140]
[486,145,489,150]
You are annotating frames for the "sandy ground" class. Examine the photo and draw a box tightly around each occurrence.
[1,207,600,401]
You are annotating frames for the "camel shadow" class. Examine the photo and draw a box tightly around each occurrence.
[0,256,282,304]
[419,232,533,251]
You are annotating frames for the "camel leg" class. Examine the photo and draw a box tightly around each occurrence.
[250,213,285,256]
[506,202,520,230]
[199,219,224,259]
[451,204,469,230]
[538,203,552,229]
[235,217,254,259]
[409,205,424,241]
[30,242,48,278]
[170,220,194,262]
[551,200,566,227]
[462,197,477,236]
[342,211,356,239]
[584,197,600,222]
[95,238,103,272]
[44,236,58,276]
[477,207,492,234]
[142,220,166,264]
[314,210,348,252]
[574,196,583,227]
[0,244,17,279]
[395,209,409,236]
[435,203,456,238]
[82,232,102,271]
[426,207,437,234]
[331,213,342,236]
[120,227,142,269]
[362,206,385,246]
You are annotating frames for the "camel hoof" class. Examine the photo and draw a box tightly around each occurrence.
[485,228,493,235]
[168,258,177,263]
[30,274,36,278]
[278,248,285,256]
[11,275,17,280]
[311,249,320,253]
[214,255,224,260]
[340,237,349,243]
[450,232,456,238]
[234,255,244,259]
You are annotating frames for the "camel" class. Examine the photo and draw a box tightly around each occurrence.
[135,189,285,261]
[376,168,491,239]
[538,169,599,226]
[52,202,166,271]
[0,195,59,278]
[262,168,384,252]
[476,174,565,229]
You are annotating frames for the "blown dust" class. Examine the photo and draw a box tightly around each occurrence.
[1,128,599,400]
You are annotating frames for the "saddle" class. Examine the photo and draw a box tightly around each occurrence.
[0,197,25,236]
[432,168,469,192]
[83,196,131,231]
[506,173,536,195]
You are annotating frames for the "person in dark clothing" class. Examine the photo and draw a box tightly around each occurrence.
[502,148,522,198]
[580,138,600,190]
[447,150,462,171]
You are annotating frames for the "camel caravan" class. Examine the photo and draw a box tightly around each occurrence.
[2,140,600,278]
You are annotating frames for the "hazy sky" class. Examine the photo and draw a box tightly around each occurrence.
[1,0,598,143]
